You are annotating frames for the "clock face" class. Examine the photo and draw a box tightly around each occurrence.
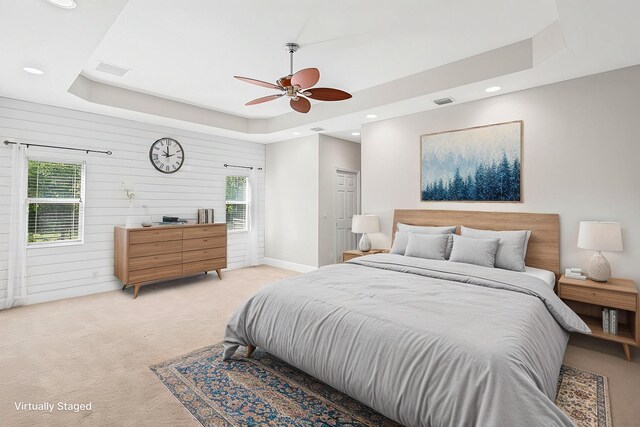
[149,138,184,174]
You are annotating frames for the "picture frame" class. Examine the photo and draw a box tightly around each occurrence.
[420,120,523,202]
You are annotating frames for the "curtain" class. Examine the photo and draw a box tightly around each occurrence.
[5,144,28,309]
[245,168,259,267]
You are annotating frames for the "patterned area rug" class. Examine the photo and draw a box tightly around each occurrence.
[150,344,611,427]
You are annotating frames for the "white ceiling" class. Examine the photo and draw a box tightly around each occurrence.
[2,0,640,144]
[82,0,557,118]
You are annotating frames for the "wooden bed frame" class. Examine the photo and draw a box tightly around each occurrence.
[392,209,560,277]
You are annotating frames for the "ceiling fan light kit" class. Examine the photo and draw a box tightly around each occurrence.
[234,42,352,114]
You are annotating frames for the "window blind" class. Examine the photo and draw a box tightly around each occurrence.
[225,176,248,231]
[27,160,85,245]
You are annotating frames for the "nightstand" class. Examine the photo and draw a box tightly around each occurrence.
[342,249,387,262]
[558,275,638,361]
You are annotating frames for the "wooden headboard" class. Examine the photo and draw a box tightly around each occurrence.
[392,209,560,276]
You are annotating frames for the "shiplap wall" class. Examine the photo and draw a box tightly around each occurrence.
[0,97,265,305]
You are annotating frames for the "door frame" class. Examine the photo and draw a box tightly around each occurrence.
[333,167,361,263]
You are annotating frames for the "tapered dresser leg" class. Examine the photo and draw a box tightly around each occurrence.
[215,269,222,280]
[247,345,256,358]
[133,284,141,299]
[623,344,632,361]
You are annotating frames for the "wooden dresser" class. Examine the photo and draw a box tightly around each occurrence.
[114,223,227,298]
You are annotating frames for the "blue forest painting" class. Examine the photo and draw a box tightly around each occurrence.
[421,121,522,202]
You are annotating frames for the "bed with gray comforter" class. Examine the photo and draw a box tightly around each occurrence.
[223,254,590,426]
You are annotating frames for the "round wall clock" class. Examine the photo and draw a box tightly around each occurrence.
[149,137,184,174]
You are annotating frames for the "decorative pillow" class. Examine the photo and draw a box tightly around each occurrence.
[405,233,449,260]
[448,234,500,268]
[396,223,456,259]
[460,226,530,272]
[390,231,410,255]
[523,230,532,257]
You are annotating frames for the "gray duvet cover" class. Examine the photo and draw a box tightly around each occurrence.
[224,254,590,426]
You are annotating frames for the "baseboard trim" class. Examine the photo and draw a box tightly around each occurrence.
[262,258,317,273]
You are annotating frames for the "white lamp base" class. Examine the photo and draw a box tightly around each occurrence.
[588,251,611,282]
[358,233,372,252]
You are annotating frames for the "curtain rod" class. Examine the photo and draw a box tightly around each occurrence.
[3,140,112,155]
[224,163,263,170]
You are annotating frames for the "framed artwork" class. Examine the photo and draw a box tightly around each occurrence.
[420,120,522,202]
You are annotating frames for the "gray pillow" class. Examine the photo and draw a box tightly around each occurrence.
[460,226,529,272]
[397,223,456,234]
[449,234,500,268]
[396,223,456,259]
[390,231,410,255]
[405,233,449,260]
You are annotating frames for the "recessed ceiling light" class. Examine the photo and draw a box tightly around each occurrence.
[23,67,44,75]
[366,114,377,119]
[485,86,502,93]
[352,132,360,136]
[44,0,77,9]
[292,132,300,135]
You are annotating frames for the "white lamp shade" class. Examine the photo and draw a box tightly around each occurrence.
[352,215,379,234]
[577,221,623,252]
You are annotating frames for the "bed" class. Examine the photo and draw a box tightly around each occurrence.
[223,210,590,426]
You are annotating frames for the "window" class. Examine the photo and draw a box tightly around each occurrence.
[27,159,85,245]
[225,176,248,231]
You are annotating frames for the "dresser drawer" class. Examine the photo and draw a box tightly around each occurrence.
[183,236,226,251]
[129,240,183,258]
[129,228,182,244]
[183,225,226,240]
[129,264,183,284]
[183,258,226,275]
[129,252,182,272]
[560,284,637,311]
[183,247,226,262]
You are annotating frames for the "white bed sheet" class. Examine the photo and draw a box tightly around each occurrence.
[523,266,556,289]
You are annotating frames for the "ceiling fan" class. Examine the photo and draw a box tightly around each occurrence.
[234,43,352,114]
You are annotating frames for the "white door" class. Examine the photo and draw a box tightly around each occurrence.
[335,170,359,262]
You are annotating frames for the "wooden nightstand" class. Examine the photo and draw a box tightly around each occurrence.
[558,275,638,361]
[342,249,387,262]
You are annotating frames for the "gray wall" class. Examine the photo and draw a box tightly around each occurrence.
[318,135,362,266]
[265,134,361,269]
[265,135,319,267]
[362,65,640,283]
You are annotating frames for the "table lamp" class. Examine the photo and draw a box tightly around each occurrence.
[577,221,623,282]
[352,215,379,252]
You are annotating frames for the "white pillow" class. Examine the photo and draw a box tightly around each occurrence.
[449,234,500,268]
[405,233,449,260]
[460,226,529,272]
[396,223,456,259]
[522,266,556,289]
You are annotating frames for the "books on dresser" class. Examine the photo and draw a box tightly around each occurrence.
[602,308,618,335]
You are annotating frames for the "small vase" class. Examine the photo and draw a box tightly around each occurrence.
[125,200,137,227]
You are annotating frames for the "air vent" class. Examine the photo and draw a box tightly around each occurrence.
[310,127,324,132]
[434,97,454,105]
[95,61,130,77]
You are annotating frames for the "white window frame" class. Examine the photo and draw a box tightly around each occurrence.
[225,175,249,233]
[26,157,86,248]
